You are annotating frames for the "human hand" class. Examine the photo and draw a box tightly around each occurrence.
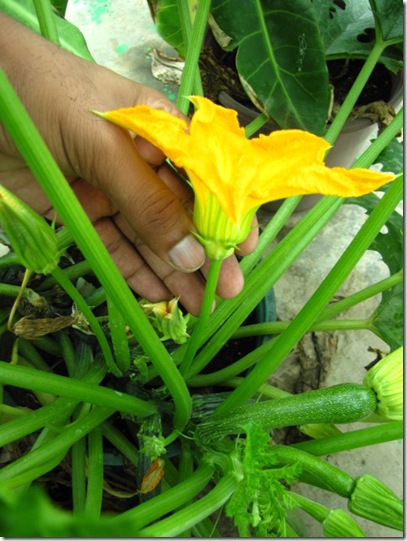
[0,12,258,316]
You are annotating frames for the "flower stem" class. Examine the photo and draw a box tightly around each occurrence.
[180,258,223,379]
[177,197,343,378]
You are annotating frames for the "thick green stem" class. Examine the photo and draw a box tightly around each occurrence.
[72,436,87,513]
[216,175,402,414]
[325,41,385,145]
[138,473,238,537]
[315,270,403,323]
[106,295,131,374]
[176,0,211,113]
[101,422,139,467]
[291,421,403,455]
[352,108,403,169]
[232,318,372,338]
[0,360,156,417]
[266,445,355,498]
[176,0,203,97]
[33,0,60,44]
[85,425,104,517]
[187,338,276,387]
[0,396,77,448]
[0,406,113,483]
[111,463,214,530]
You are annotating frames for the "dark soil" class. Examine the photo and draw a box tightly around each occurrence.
[327,58,392,105]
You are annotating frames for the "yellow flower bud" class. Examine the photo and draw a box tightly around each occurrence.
[348,474,403,531]
[363,347,403,420]
[0,185,59,274]
[141,297,190,345]
[323,509,366,537]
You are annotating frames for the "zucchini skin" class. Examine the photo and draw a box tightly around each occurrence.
[196,383,377,443]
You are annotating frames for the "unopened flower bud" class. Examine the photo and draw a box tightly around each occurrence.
[0,185,59,274]
[141,297,190,345]
[363,347,403,420]
[323,509,366,537]
[348,474,403,531]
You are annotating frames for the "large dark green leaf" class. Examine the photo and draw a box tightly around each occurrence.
[369,0,403,43]
[315,0,403,72]
[210,0,330,135]
[0,0,94,62]
[148,0,187,58]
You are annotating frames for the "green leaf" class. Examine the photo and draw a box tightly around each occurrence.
[150,0,187,57]
[369,0,403,43]
[225,423,301,537]
[347,188,403,275]
[370,282,403,350]
[316,0,403,72]
[374,138,403,177]
[0,0,94,62]
[210,0,331,135]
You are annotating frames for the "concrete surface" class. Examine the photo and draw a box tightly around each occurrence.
[65,1,403,536]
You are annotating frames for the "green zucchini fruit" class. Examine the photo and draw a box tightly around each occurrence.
[196,383,377,444]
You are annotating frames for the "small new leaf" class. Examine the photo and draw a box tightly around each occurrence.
[225,423,301,537]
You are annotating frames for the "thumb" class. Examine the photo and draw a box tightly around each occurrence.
[87,113,205,272]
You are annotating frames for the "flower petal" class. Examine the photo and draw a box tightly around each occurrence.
[98,106,190,163]
[256,163,395,201]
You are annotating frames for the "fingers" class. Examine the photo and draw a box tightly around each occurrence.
[83,116,205,273]
[97,213,208,316]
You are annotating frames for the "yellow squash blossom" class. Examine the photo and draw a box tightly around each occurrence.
[96,96,394,260]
